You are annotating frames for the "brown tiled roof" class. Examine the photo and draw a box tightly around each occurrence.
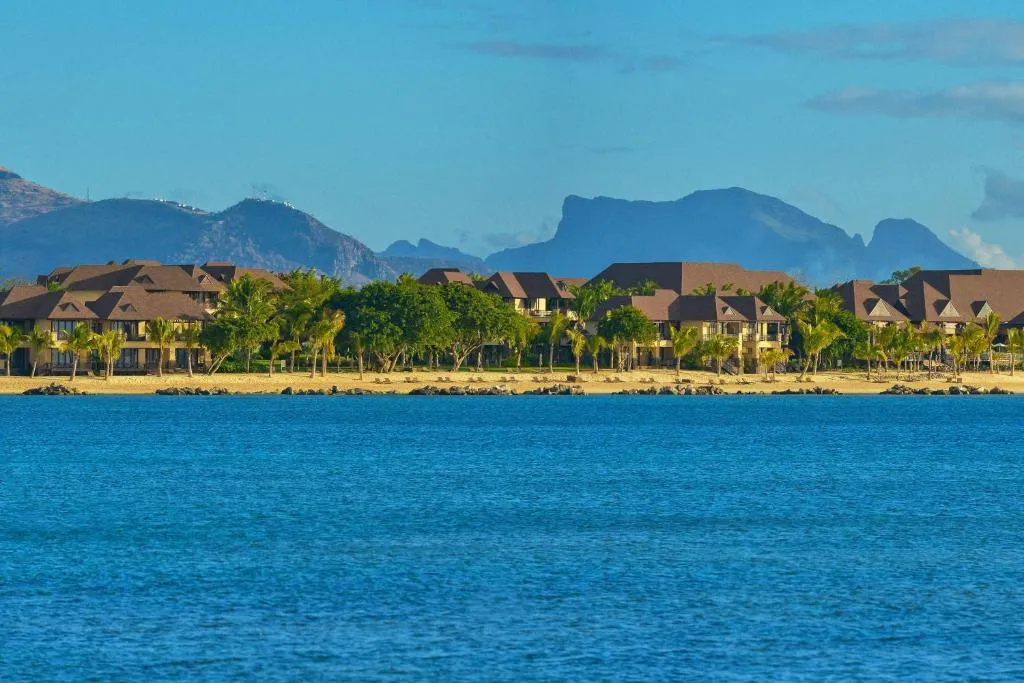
[588,261,800,294]
[200,263,289,291]
[88,286,211,321]
[482,272,578,300]
[44,263,225,293]
[418,268,475,286]
[833,280,910,322]
[902,269,1024,326]
[592,290,781,323]
[0,288,97,320]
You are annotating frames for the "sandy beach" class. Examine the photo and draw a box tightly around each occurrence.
[1,368,1023,395]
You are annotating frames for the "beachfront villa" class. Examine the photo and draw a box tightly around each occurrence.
[833,269,1024,334]
[0,260,285,375]
[421,262,795,370]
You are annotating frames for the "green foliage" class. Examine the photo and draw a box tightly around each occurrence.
[568,280,614,325]
[0,324,27,376]
[882,266,922,285]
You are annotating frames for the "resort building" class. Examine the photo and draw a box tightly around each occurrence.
[0,260,284,375]
[833,269,1024,333]
[588,261,800,295]
[417,268,587,322]
[590,289,787,370]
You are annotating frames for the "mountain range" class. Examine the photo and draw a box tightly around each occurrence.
[485,189,977,282]
[0,167,978,285]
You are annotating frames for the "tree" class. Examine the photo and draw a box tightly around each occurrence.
[94,329,126,379]
[25,326,55,378]
[440,283,507,373]
[505,312,539,370]
[916,324,945,379]
[699,334,733,376]
[757,281,810,346]
[146,317,175,377]
[796,319,844,379]
[0,325,26,377]
[178,325,201,378]
[668,325,700,376]
[882,266,922,285]
[268,339,300,376]
[853,337,885,380]
[758,347,791,382]
[59,323,94,382]
[597,306,658,371]
[308,309,345,377]
[983,311,1001,373]
[960,323,988,372]
[1006,328,1024,376]
[545,311,570,371]
[217,274,278,373]
[200,319,236,375]
[585,334,606,373]
[568,281,614,329]
[690,283,717,296]
[565,329,587,375]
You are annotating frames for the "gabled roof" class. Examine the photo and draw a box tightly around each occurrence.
[0,289,97,321]
[42,262,226,293]
[417,268,475,286]
[833,280,909,322]
[200,263,289,291]
[87,286,211,321]
[481,272,577,300]
[588,261,800,295]
[592,290,782,323]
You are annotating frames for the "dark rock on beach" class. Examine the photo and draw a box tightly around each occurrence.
[771,386,840,395]
[155,387,229,396]
[22,383,86,396]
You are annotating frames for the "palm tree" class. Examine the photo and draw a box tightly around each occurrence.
[983,311,1001,373]
[1006,328,1024,376]
[585,334,606,373]
[308,309,345,378]
[917,324,945,379]
[0,325,26,377]
[960,323,987,373]
[145,317,175,377]
[669,325,701,377]
[60,323,94,382]
[545,311,570,372]
[946,332,970,381]
[797,320,844,380]
[757,281,810,346]
[25,326,55,378]
[218,274,278,373]
[94,329,126,379]
[178,325,201,378]
[565,329,586,375]
[268,339,300,376]
[700,334,733,376]
[853,338,882,380]
[758,347,791,382]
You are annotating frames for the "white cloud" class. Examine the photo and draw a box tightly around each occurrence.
[807,81,1024,123]
[729,19,1024,67]
[949,227,1017,268]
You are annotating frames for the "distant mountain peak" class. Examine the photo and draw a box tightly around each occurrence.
[488,188,978,283]
[0,166,82,225]
[379,237,491,278]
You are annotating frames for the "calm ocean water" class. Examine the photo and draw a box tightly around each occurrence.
[3,395,1024,681]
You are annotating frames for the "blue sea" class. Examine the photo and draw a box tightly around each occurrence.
[3,395,1024,681]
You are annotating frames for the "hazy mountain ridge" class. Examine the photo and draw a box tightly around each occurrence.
[486,188,977,283]
[0,167,979,284]
[380,238,492,276]
[0,166,83,225]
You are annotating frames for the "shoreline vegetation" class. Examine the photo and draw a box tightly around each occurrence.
[1,368,1020,396]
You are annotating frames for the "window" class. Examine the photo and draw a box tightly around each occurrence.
[110,321,140,339]
[145,348,161,368]
[114,348,139,369]
[51,319,81,336]
[51,349,75,367]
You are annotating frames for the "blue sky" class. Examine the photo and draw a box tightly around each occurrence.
[4,1,1024,265]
